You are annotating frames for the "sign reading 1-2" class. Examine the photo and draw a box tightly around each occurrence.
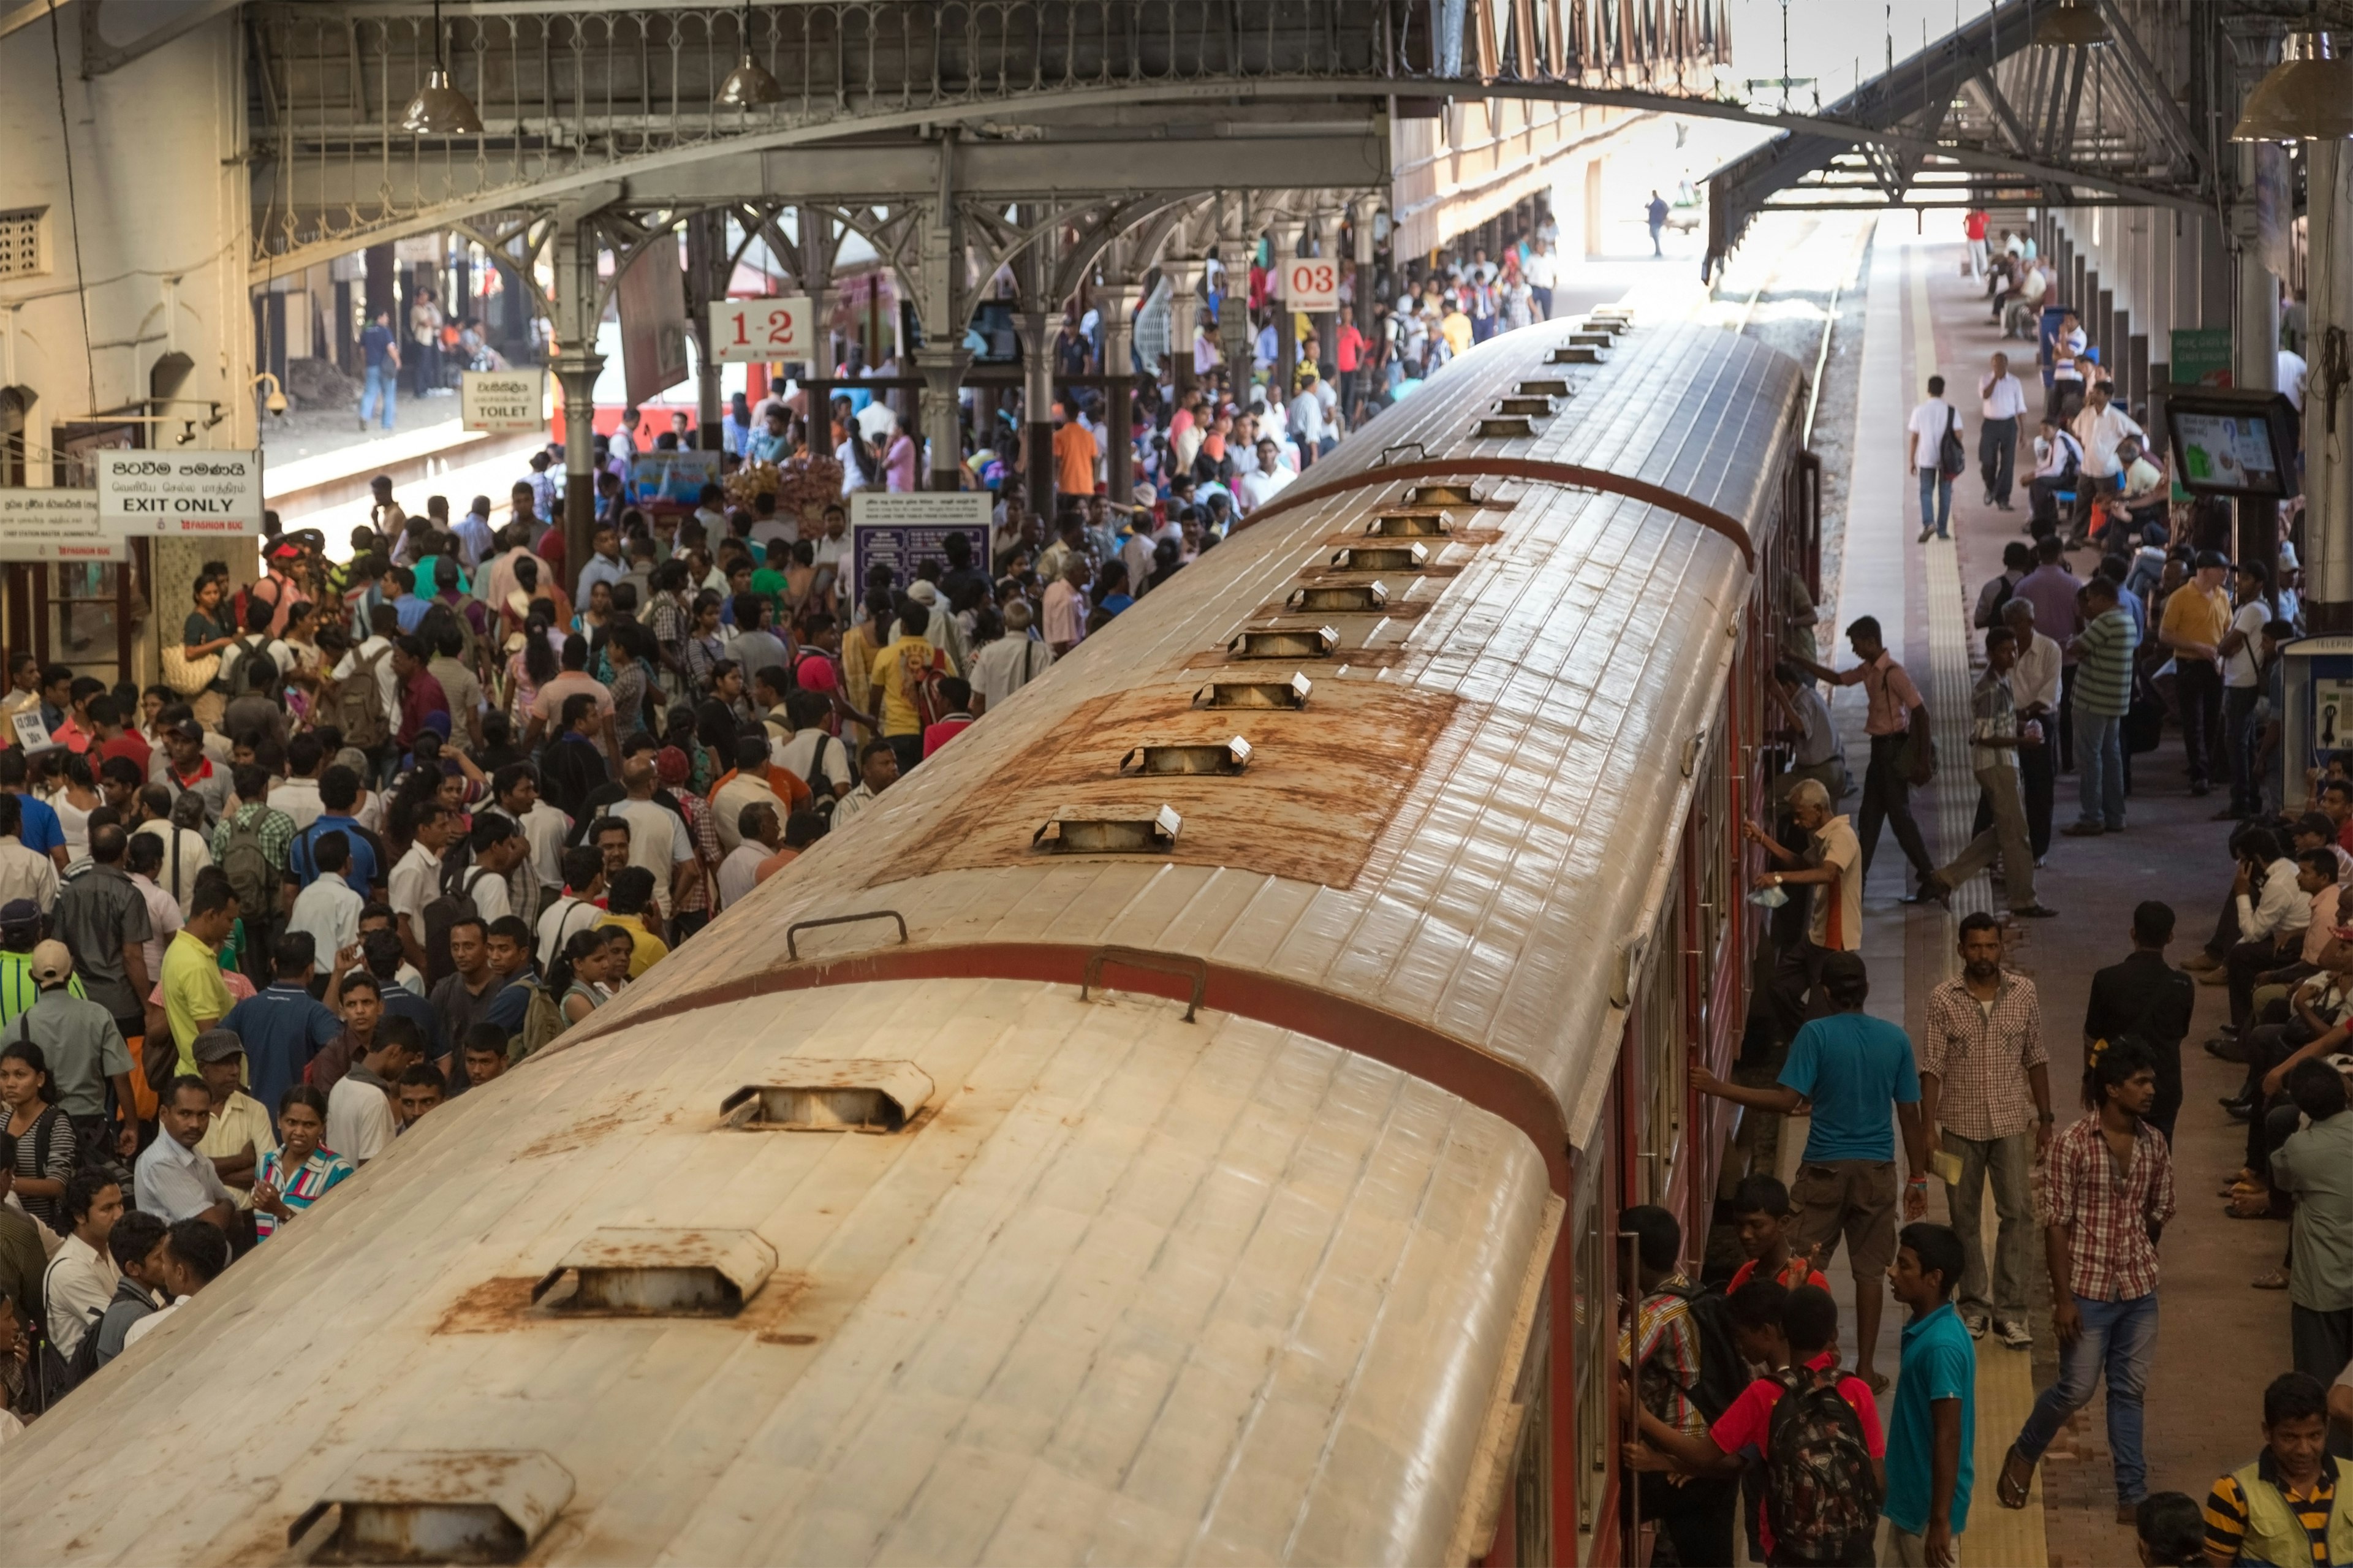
[1279,259,1339,312]
[711,296,816,362]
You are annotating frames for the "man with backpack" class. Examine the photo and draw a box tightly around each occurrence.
[219,599,292,754]
[1886,1223,1977,1567]
[209,765,295,985]
[2027,414,2084,537]
[476,916,556,1066]
[327,604,400,782]
[1906,374,1963,544]
[1627,1281,1887,1566]
[1617,1204,1745,1567]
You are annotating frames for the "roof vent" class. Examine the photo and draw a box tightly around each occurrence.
[529,1227,778,1316]
[721,1059,934,1133]
[290,1450,573,1564]
[1494,395,1555,417]
[1332,542,1428,572]
[1475,415,1534,438]
[1197,673,1312,710]
[1567,328,1614,347]
[1120,737,1252,776]
[1406,483,1482,507]
[1229,623,1337,659]
[1516,377,1572,397]
[1548,344,1605,365]
[1033,804,1183,853]
[1366,509,1451,537]
[1287,580,1387,612]
[1591,305,1634,324]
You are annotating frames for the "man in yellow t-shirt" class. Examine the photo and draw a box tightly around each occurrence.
[866,600,944,777]
[161,880,238,1075]
[2158,548,2233,797]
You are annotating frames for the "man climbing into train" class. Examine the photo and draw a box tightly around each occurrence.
[1745,775,1862,1038]
[1694,951,1930,1393]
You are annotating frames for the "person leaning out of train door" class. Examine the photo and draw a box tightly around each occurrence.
[1744,775,1862,1038]
[1792,616,1941,904]
[1615,1204,1745,1568]
[1694,951,1930,1393]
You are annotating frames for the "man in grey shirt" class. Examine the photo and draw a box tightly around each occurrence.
[2272,1059,2353,1393]
[134,1074,237,1228]
[93,1209,169,1367]
[18,940,137,1164]
[50,823,151,1036]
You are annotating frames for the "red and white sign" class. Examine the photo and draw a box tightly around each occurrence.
[1277,258,1340,312]
[97,450,263,536]
[711,296,816,362]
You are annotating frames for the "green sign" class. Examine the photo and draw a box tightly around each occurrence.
[2170,327,2234,388]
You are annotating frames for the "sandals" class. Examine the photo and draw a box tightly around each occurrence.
[1997,1444,2036,1509]
[2253,1268,2291,1290]
[1859,1367,1890,1395]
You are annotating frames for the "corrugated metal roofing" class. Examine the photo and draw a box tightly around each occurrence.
[5,983,1552,1565]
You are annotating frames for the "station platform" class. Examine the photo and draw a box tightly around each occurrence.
[1803,219,2282,1567]
[265,410,543,543]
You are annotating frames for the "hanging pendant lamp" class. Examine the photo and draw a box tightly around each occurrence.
[2231,25,2353,142]
[2031,0,2110,48]
[400,0,485,136]
[715,0,782,107]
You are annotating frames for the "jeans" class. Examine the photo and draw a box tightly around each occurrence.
[2224,684,2263,814]
[2074,706,2125,829]
[1529,284,1552,320]
[1860,733,1938,887]
[2013,1290,2159,1504]
[2177,660,2224,787]
[1943,1129,2035,1322]
[1979,416,2018,503]
[360,363,397,428]
[1917,468,1953,537]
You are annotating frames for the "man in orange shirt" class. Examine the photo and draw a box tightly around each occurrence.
[1053,403,1098,499]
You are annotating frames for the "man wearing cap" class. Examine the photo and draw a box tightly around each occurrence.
[17,939,134,1163]
[134,1074,237,1229]
[248,541,306,637]
[193,1029,278,1206]
[2160,550,2234,798]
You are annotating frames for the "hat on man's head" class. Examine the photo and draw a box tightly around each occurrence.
[191,1029,245,1066]
[904,580,941,607]
[0,899,40,939]
[2194,549,2232,572]
[28,940,72,987]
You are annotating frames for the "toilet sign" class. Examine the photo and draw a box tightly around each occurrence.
[461,369,547,433]
[1276,258,1340,312]
[711,296,816,362]
[97,450,263,536]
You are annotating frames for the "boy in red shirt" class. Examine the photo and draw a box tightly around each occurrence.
[920,676,976,760]
[1727,1174,1834,1295]
[1627,1283,1886,1565]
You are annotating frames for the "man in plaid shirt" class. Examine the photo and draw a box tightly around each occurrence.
[1995,1038,2175,1523]
[1920,912,2055,1351]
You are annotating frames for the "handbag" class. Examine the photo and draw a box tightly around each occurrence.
[161,644,220,697]
[1938,405,1968,479]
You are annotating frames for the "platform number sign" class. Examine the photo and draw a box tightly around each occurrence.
[1279,259,1340,312]
[711,296,816,362]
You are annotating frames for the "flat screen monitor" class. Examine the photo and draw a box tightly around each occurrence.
[2163,388,2298,499]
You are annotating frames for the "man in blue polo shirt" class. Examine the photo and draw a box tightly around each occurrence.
[222,934,349,1134]
[0,749,67,868]
[1887,1222,1977,1567]
[285,765,385,897]
[1693,950,1929,1392]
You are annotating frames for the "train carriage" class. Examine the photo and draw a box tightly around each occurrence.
[4,316,1815,1567]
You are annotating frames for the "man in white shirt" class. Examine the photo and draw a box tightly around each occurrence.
[2001,597,2063,864]
[536,847,607,970]
[118,1214,226,1353]
[2046,311,2087,417]
[612,756,697,918]
[1977,352,2029,512]
[325,1013,418,1165]
[969,602,1055,716]
[1523,238,1556,319]
[286,830,365,974]
[134,1077,236,1226]
[1905,375,1959,543]
[716,802,781,912]
[1233,437,1296,516]
[2067,382,2143,546]
[773,692,854,800]
[832,740,898,830]
[42,1168,121,1361]
[328,609,401,733]
[387,803,453,969]
[2027,415,2084,536]
[483,765,570,903]
[0,798,58,913]
[2280,347,2309,414]
[2222,561,2278,819]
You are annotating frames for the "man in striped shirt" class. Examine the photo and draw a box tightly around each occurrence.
[2202,1372,2345,1566]
[2064,575,2139,836]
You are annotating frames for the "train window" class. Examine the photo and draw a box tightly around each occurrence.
[1694,734,1730,980]
[1510,1301,1555,1567]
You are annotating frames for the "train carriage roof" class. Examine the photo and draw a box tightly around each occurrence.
[575,320,1808,1168]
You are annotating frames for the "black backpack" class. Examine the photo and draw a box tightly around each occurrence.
[421,863,493,988]
[224,635,285,702]
[1660,1279,1750,1425]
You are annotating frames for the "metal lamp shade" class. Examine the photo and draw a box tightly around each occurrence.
[400,69,485,136]
[715,53,783,107]
[2232,31,2353,142]
[2031,0,2110,47]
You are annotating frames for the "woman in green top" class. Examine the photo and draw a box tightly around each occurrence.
[182,575,237,724]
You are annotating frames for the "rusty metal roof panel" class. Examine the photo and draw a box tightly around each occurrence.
[6,983,1552,1566]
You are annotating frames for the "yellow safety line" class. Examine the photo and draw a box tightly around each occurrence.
[1906,234,2050,1568]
